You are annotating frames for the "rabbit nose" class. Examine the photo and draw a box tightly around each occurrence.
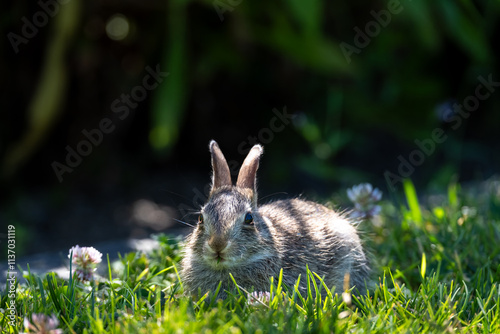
[208,236,228,252]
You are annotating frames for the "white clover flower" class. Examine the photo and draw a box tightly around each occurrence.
[68,245,102,282]
[69,245,102,265]
[347,183,382,220]
[247,291,271,306]
[22,314,63,334]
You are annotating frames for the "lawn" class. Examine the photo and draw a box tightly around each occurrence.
[2,180,500,333]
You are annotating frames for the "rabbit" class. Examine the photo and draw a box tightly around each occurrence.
[180,140,369,299]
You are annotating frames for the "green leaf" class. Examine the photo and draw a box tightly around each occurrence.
[150,0,188,154]
[258,13,354,75]
[1,0,82,177]
[448,181,460,207]
[440,0,491,63]
[287,0,322,35]
[136,268,149,282]
[403,179,422,223]
[403,0,440,50]
[421,252,427,279]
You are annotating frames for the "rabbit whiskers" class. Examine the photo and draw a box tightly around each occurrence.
[172,218,195,228]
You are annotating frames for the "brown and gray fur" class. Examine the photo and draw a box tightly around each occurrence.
[180,140,369,299]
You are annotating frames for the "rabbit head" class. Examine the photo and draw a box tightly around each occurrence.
[187,140,276,270]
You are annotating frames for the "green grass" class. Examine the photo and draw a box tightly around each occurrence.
[2,181,500,333]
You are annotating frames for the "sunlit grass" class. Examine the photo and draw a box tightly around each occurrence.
[2,181,500,333]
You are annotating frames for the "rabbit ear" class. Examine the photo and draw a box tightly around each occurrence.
[236,144,263,192]
[209,140,232,191]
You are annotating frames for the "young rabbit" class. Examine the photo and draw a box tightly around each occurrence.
[180,140,369,299]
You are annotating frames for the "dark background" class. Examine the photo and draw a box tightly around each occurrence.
[1,0,499,257]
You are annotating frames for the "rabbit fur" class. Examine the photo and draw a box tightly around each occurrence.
[180,140,369,299]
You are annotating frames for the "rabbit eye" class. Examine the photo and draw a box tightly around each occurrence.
[198,214,204,224]
[244,213,253,225]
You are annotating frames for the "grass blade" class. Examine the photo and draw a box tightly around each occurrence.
[420,252,427,280]
[403,179,422,224]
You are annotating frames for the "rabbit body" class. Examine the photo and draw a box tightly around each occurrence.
[180,141,369,298]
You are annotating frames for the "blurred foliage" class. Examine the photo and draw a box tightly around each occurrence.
[1,0,499,193]
[2,0,82,177]
[149,0,188,154]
